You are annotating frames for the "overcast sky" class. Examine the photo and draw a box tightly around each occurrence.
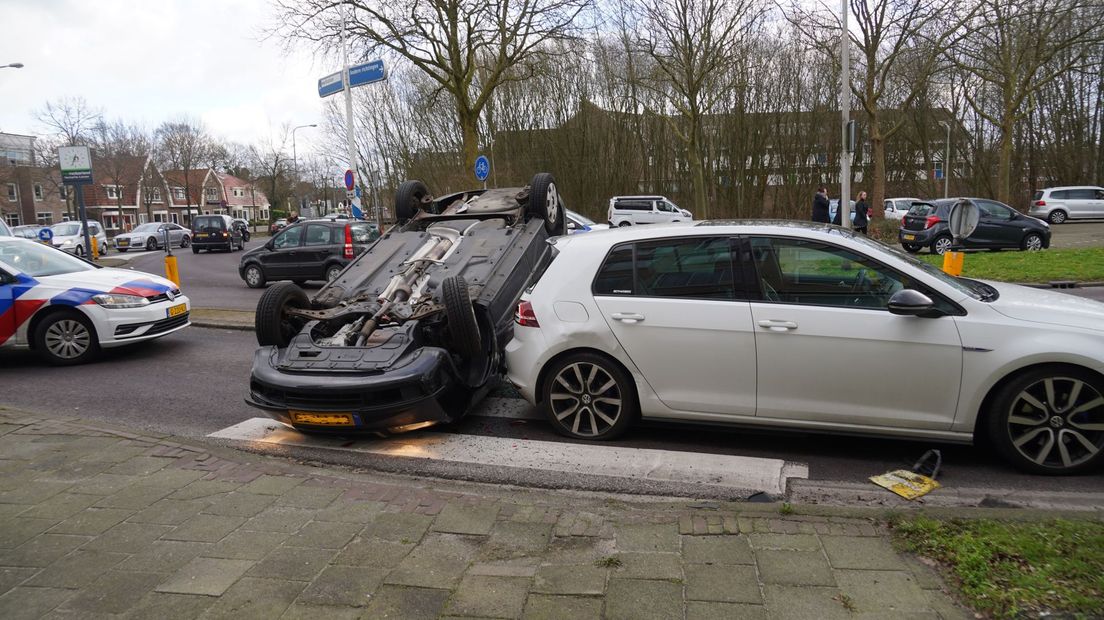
[0,0,332,154]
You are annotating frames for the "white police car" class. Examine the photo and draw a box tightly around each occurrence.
[0,237,190,365]
[566,209,610,234]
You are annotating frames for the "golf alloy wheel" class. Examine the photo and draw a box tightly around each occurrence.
[1005,376,1104,471]
[44,319,92,360]
[549,361,624,438]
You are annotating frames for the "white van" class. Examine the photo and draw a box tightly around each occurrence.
[49,220,108,256]
[1029,186,1104,224]
[607,196,692,227]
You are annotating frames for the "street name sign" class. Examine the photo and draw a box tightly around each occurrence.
[59,145,93,185]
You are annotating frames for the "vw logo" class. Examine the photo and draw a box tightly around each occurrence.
[166,290,176,301]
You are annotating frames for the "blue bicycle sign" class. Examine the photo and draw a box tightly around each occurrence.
[474,155,490,182]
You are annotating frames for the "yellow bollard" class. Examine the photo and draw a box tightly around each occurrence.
[941,250,964,277]
[165,254,180,286]
[90,235,99,260]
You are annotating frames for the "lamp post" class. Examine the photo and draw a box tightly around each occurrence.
[939,121,951,199]
[839,0,852,229]
[1,63,24,69]
[291,123,316,216]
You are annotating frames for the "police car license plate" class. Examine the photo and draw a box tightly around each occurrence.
[166,303,187,318]
[902,234,916,241]
[290,411,355,426]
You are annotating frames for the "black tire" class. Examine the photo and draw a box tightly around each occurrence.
[930,235,953,255]
[526,172,565,235]
[1021,232,1044,252]
[180,235,190,248]
[117,248,128,253]
[255,282,310,348]
[243,263,266,289]
[986,366,1104,475]
[441,275,481,359]
[901,243,922,253]
[618,221,631,227]
[1048,210,1067,225]
[191,246,200,254]
[541,352,637,440]
[146,237,157,251]
[395,180,431,223]
[242,231,250,243]
[33,311,99,366]
[325,264,343,282]
[74,245,84,257]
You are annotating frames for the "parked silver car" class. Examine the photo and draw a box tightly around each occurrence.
[1029,186,1104,224]
[114,222,191,252]
[883,197,921,221]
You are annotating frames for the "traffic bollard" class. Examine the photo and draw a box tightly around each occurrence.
[941,250,964,276]
[91,236,99,260]
[165,254,180,286]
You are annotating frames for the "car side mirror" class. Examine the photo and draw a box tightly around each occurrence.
[567,221,578,230]
[888,289,940,317]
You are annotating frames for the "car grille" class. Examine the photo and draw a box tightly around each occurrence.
[114,312,189,337]
[146,289,182,303]
[250,382,406,411]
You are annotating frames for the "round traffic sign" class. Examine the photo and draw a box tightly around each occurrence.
[948,199,980,241]
[344,169,355,191]
[37,227,53,242]
[474,155,490,182]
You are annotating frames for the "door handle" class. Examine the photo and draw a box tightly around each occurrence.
[757,319,797,331]
[611,312,645,323]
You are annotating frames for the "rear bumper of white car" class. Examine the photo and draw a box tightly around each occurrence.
[85,296,192,347]
[504,324,547,404]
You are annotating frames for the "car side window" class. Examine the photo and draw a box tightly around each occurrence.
[273,226,303,249]
[977,201,1010,220]
[1069,189,1096,200]
[593,246,635,295]
[1051,190,1069,200]
[304,224,332,246]
[593,237,740,300]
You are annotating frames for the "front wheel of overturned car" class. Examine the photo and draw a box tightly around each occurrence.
[541,352,637,440]
[255,282,310,348]
[441,275,481,360]
[527,172,565,235]
[986,366,1104,475]
[395,180,431,223]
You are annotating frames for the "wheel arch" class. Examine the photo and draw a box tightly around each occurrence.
[972,361,1104,442]
[534,347,639,409]
[26,304,98,351]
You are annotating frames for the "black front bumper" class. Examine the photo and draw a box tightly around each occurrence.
[246,344,466,432]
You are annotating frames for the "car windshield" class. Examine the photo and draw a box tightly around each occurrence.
[51,223,83,236]
[0,220,11,236]
[906,203,938,217]
[0,240,97,277]
[846,233,985,301]
[132,223,162,233]
[567,210,596,226]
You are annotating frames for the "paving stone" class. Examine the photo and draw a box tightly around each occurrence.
[522,593,603,620]
[0,586,74,620]
[203,529,289,561]
[313,500,385,523]
[168,480,241,501]
[203,492,278,518]
[279,603,363,620]
[606,578,683,620]
[0,566,37,592]
[755,549,836,586]
[616,522,680,553]
[0,517,55,548]
[122,592,216,620]
[0,503,29,520]
[922,589,973,620]
[78,445,149,463]
[128,499,208,525]
[834,570,932,614]
[684,564,761,603]
[242,507,316,534]
[199,577,304,619]
[241,475,304,496]
[360,512,434,542]
[385,533,481,589]
[156,557,255,596]
[26,549,128,588]
[115,540,213,573]
[59,569,164,614]
[479,521,552,561]
[900,555,946,590]
[82,522,174,554]
[94,484,173,510]
[284,520,361,549]
[686,601,768,620]
[821,536,909,571]
[762,585,854,620]
[49,507,133,536]
[106,456,171,476]
[70,473,138,496]
[682,535,754,565]
[296,565,388,607]
[0,533,90,567]
[162,514,245,543]
[467,557,541,577]
[533,564,608,595]
[274,485,342,509]
[445,575,530,618]
[0,481,72,505]
[15,493,101,522]
[132,468,207,490]
[246,546,337,582]
[332,537,414,567]
[431,501,500,535]
[747,533,821,551]
[543,535,616,565]
[615,552,682,580]
[361,585,451,620]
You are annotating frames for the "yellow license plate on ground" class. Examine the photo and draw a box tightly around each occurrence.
[290,411,355,426]
[166,303,187,318]
[902,234,916,240]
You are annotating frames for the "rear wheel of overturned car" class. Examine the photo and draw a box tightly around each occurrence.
[527,172,565,235]
[255,282,310,348]
[395,180,431,223]
[542,352,636,440]
[441,275,481,360]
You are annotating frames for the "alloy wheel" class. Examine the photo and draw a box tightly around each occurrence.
[44,319,91,360]
[1050,211,1066,224]
[1024,234,1043,251]
[246,267,262,287]
[933,237,952,255]
[327,266,342,281]
[545,182,559,222]
[1006,376,1104,469]
[549,361,623,437]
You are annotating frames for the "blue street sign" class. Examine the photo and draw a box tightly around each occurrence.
[344,169,354,191]
[354,187,361,198]
[37,227,53,242]
[348,60,386,88]
[351,204,364,219]
[474,155,490,182]
[318,71,343,98]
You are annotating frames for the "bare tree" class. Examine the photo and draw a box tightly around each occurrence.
[156,117,211,224]
[35,96,102,146]
[251,125,293,218]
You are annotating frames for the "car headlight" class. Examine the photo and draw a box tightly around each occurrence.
[59,239,73,246]
[92,294,150,309]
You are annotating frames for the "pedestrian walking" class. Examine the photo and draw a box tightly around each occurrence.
[854,191,869,234]
[811,185,830,223]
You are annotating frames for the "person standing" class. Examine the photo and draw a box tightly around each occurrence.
[811,186,830,223]
[853,191,869,234]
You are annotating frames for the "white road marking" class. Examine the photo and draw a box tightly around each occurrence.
[209,417,808,497]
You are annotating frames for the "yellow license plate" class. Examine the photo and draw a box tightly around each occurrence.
[166,303,187,318]
[290,411,355,426]
[197,233,208,237]
[117,239,129,246]
[903,234,916,241]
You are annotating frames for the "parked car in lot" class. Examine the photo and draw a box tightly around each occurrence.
[883,197,920,221]
[0,237,189,365]
[607,195,692,227]
[114,222,191,252]
[191,214,245,253]
[828,199,859,224]
[245,173,563,433]
[566,209,609,234]
[899,198,1050,254]
[231,218,251,242]
[11,225,48,240]
[49,220,108,256]
[269,218,288,235]
[1029,186,1104,224]
[506,222,1104,474]
[238,219,379,288]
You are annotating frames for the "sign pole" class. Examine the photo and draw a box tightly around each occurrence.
[76,185,92,260]
[839,0,852,230]
[341,17,368,226]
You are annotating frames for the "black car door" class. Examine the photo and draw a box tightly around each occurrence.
[974,200,1019,247]
[299,224,335,278]
[264,225,305,277]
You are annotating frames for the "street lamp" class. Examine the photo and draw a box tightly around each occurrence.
[2,63,24,69]
[939,121,951,199]
[291,123,317,216]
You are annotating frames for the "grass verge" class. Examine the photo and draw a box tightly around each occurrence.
[891,516,1104,619]
[916,247,1104,283]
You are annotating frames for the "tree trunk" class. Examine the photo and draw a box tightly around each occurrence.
[458,109,480,174]
[688,119,708,219]
[870,132,887,219]
[997,119,1014,205]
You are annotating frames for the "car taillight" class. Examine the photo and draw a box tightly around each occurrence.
[924,215,940,229]
[343,224,354,259]
[1034,200,1046,206]
[515,301,539,327]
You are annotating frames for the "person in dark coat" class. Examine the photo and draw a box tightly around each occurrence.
[853,191,870,234]
[811,186,830,223]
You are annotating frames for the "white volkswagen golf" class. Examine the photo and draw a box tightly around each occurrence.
[505,222,1104,475]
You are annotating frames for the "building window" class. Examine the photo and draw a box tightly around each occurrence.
[104,215,119,230]
[170,212,179,224]
[36,212,53,225]
[153,212,167,223]
[205,188,219,201]
[261,209,270,220]
[232,188,244,197]
[6,183,16,201]
[934,161,944,180]
[150,187,162,202]
[105,185,120,200]
[173,187,185,200]
[33,184,44,200]
[139,213,148,224]
[4,213,20,227]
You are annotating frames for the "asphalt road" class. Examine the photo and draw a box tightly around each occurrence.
[1048,220,1104,249]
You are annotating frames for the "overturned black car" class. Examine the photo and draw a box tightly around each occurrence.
[246,173,565,433]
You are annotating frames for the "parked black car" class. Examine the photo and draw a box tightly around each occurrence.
[245,173,564,434]
[899,198,1051,254]
[238,219,379,288]
[192,215,245,253]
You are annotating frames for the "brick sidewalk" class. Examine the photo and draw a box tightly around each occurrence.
[0,410,971,619]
